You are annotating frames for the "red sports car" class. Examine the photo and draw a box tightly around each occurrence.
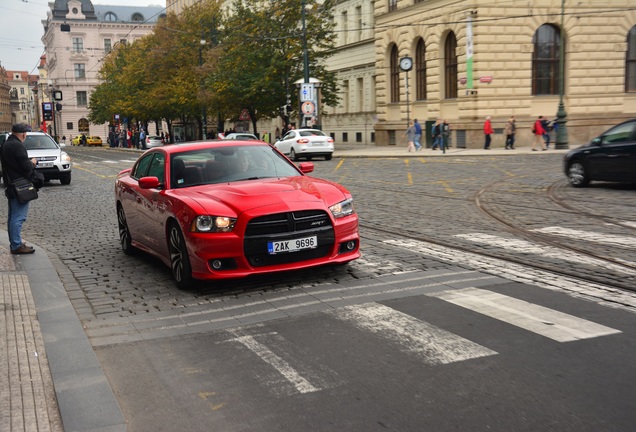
[115,140,360,288]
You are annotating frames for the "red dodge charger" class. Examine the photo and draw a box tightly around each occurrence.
[115,140,360,288]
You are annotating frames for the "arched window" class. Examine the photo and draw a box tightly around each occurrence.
[390,45,400,103]
[626,26,636,92]
[444,32,458,99]
[532,24,561,95]
[415,38,427,100]
[131,13,144,22]
[104,12,117,21]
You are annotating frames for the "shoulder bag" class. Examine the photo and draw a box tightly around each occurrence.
[10,177,38,203]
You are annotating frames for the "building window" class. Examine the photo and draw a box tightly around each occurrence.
[626,26,636,92]
[415,38,427,100]
[76,91,88,106]
[532,24,561,95]
[390,45,400,103]
[355,6,362,41]
[20,87,24,95]
[74,64,86,79]
[444,32,458,99]
[104,12,117,21]
[66,122,73,130]
[72,37,83,52]
[342,132,348,142]
[104,38,112,53]
[132,13,144,22]
[388,0,397,12]
[341,11,348,45]
[356,132,362,142]
[342,80,349,112]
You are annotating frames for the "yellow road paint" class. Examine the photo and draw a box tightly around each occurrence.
[198,391,216,400]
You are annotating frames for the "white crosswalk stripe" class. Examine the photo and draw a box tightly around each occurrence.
[453,233,636,275]
[428,288,621,342]
[532,226,636,249]
[329,303,497,365]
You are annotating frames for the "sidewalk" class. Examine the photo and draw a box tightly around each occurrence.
[334,143,570,158]
[2,143,570,431]
[0,232,125,432]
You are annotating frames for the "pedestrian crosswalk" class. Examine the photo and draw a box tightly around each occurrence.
[220,287,621,396]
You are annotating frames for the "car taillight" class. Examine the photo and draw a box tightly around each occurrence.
[297,138,310,144]
[327,138,334,143]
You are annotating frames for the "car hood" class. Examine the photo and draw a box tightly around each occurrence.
[27,149,62,157]
[172,176,348,216]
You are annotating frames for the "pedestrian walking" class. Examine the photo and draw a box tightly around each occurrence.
[504,116,516,149]
[413,119,422,151]
[532,116,547,151]
[403,121,416,152]
[541,116,551,149]
[483,116,493,149]
[432,119,443,150]
[0,123,38,254]
[441,119,451,150]
[139,128,146,150]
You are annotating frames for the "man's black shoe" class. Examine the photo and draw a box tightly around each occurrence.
[11,244,35,254]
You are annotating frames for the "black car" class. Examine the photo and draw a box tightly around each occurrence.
[564,119,636,187]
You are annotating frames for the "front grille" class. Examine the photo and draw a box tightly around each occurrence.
[244,210,335,267]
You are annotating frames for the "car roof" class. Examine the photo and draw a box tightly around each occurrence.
[150,140,271,155]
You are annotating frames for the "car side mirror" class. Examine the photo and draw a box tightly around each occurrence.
[298,162,314,174]
[139,176,162,189]
[591,137,602,145]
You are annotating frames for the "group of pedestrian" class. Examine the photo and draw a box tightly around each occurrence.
[403,118,451,152]
[483,115,555,151]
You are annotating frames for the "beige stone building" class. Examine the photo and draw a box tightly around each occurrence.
[371,0,636,148]
[42,0,165,141]
[5,70,39,130]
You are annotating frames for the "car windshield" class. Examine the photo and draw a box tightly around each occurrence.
[170,145,302,188]
[24,135,59,150]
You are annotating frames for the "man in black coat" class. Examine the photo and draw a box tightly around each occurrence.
[1,124,37,254]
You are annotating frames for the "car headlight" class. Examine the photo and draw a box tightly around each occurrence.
[329,198,354,218]
[61,152,71,162]
[192,216,237,232]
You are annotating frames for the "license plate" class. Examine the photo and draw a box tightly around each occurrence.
[38,162,54,168]
[268,236,317,254]
[312,142,324,146]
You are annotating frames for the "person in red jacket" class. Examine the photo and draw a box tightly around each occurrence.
[483,116,494,149]
[532,116,547,151]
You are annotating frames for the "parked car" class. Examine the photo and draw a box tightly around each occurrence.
[564,119,636,187]
[274,129,334,161]
[115,140,359,288]
[145,136,164,148]
[224,133,259,140]
[86,136,103,146]
[0,131,72,185]
[71,136,83,145]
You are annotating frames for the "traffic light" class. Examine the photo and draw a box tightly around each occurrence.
[42,102,52,121]
[56,103,62,111]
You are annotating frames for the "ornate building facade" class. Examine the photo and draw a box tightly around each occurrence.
[42,0,165,140]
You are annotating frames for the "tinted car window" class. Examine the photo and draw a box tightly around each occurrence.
[146,153,165,184]
[601,121,636,144]
[132,153,154,179]
[24,135,59,150]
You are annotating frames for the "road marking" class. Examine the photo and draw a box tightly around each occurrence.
[454,233,636,275]
[383,238,636,311]
[330,303,496,365]
[226,331,320,394]
[533,226,636,249]
[429,288,621,342]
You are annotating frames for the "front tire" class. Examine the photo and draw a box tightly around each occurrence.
[60,173,71,185]
[168,222,194,289]
[325,154,333,161]
[567,161,589,187]
[117,205,135,254]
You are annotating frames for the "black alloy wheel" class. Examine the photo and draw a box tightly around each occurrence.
[168,222,194,289]
[117,205,135,254]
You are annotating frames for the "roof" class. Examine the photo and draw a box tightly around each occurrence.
[51,0,165,23]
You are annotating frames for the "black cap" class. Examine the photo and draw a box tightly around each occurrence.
[12,123,31,133]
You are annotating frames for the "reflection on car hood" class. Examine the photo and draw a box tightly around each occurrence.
[27,149,61,157]
[173,176,347,215]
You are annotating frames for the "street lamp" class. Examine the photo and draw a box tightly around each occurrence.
[301,0,309,84]
[199,36,207,139]
[554,0,569,149]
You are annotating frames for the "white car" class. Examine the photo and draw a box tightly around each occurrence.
[145,135,164,148]
[0,131,72,185]
[274,129,334,161]
[224,132,259,140]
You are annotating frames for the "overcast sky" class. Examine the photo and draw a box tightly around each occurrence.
[0,0,165,73]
